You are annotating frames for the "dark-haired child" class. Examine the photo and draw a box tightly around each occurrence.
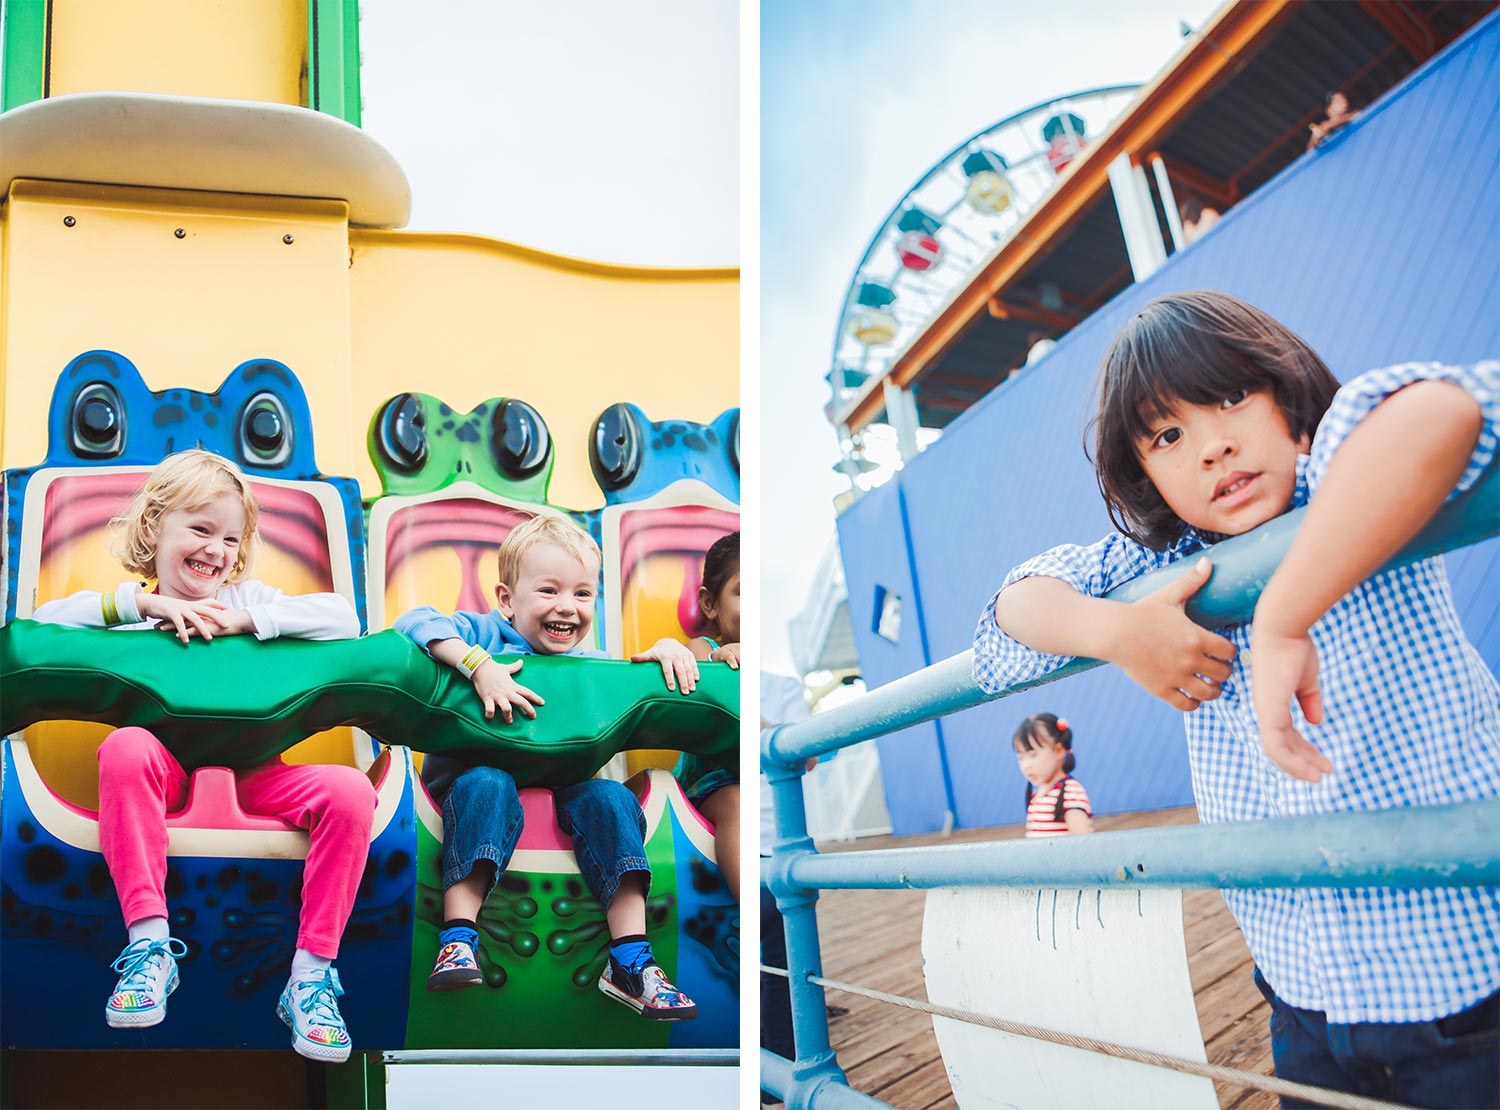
[673,531,742,900]
[1013,713,1091,837]
[973,290,1499,1105]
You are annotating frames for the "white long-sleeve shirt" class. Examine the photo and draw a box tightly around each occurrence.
[33,580,359,642]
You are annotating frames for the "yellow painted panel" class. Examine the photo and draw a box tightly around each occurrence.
[0,184,738,507]
[625,750,682,776]
[0,181,357,479]
[49,0,307,105]
[348,231,739,509]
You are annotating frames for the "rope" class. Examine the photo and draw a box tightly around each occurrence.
[762,965,1418,1110]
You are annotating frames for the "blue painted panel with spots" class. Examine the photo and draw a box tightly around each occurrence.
[588,403,739,506]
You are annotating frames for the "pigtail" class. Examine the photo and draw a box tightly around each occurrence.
[1052,717,1077,823]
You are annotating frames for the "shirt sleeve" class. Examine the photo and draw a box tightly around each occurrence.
[32,582,143,628]
[971,532,1170,695]
[1307,361,1500,498]
[393,607,493,656]
[1062,778,1092,817]
[232,581,360,641]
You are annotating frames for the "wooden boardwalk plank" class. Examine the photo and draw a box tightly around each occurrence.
[807,807,1275,1110]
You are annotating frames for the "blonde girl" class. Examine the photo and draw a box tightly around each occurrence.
[34,449,371,1063]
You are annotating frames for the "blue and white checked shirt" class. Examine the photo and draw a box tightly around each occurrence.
[974,362,1500,1023]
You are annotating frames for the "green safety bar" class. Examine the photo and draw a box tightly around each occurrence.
[0,624,737,787]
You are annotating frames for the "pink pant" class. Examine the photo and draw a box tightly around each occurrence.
[97,727,376,958]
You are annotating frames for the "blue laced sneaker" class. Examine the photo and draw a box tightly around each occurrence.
[276,967,352,1062]
[598,956,698,1021]
[106,937,187,1029]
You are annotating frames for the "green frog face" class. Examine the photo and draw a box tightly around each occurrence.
[369,393,553,500]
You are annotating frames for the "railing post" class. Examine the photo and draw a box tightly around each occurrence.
[763,725,859,1110]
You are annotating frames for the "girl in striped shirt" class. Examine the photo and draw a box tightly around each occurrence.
[1014,713,1092,837]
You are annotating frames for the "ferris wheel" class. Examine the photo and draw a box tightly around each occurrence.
[826,85,1140,430]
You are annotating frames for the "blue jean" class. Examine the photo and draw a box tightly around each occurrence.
[1253,968,1500,1108]
[441,766,649,910]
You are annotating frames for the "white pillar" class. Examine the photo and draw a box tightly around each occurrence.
[1150,154,1185,252]
[1108,151,1168,280]
[883,379,920,462]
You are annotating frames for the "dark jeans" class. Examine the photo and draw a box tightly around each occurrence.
[1253,968,1500,1109]
[442,766,649,909]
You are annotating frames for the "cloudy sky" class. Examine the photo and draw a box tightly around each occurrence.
[761,0,1222,673]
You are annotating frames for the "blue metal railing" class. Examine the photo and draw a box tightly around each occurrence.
[760,464,1500,1110]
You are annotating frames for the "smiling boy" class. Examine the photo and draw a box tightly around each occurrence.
[394,513,701,1020]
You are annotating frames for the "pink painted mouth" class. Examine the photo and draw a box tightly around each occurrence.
[617,505,739,637]
[38,474,335,584]
[382,499,536,614]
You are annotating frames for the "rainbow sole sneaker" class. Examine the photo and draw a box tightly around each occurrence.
[105,937,187,1029]
[426,940,483,991]
[277,967,352,1062]
[598,958,698,1022]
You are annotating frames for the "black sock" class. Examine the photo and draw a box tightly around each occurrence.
[610,934,651,971]
[440,919,479,949]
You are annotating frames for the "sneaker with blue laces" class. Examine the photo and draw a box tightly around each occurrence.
[105,937,187,1029]
[598,956,698,1021]
[277,967,352,1062]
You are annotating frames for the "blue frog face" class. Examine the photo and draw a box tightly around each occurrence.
[7,349,367,627]
[45,350,320,476]
[588,404,739,505]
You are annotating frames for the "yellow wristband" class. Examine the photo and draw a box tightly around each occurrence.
[456,645,492,680]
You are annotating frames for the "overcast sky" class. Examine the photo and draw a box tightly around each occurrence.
[360,5,739,1105]
[761,0,1223,673]
[361,0,738,266]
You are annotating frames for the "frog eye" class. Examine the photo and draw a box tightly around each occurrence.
[590,403,642,492]
[70,382,126,458]
[729,411,740,473]
[374,393,427,473]
[237,391,293,467]
[491,399,550,478]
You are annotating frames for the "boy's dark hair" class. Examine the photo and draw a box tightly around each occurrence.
[1178,195,1204,224]
[1088,290,1340,549]
[1015,712,1076,823]
[702,531,740,601]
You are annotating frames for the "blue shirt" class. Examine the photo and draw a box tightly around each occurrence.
[394,606,608,798]
[973,361,1500,1022]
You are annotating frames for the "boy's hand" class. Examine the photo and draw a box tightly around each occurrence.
[710,642,741,670]
[472,657,544,723]
[631,638,700,693]
[1107,558,1236,712]
[1249,622,1334,783]
[143,595,232,643]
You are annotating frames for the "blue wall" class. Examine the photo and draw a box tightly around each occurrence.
[837,479,955,833]
[839,14,1500,835]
